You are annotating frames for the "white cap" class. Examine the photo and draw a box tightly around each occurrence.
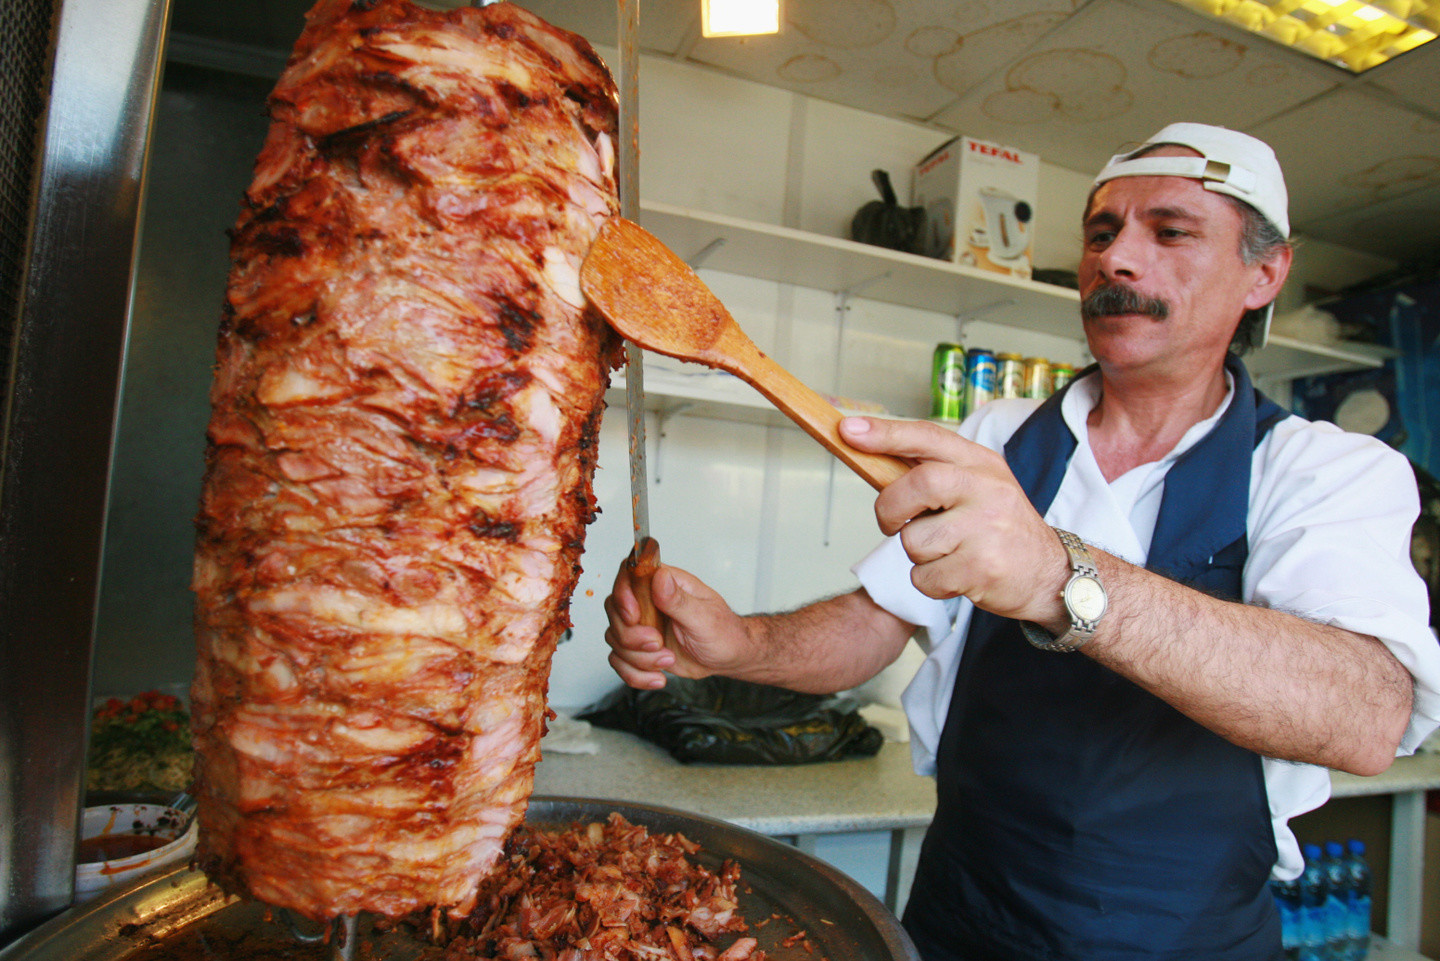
[1093,123,1289,349]
[1093,123,1289,237]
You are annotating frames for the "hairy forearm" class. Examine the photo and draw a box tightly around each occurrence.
[732,589,914,695]
[1068,550,1414,775]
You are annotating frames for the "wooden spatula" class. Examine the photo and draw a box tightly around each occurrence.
[580,217,911,492]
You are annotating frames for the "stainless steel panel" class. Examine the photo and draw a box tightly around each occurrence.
[0,0,170,945]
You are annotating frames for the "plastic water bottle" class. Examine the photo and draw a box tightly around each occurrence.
[1323,841,1352,961]
[1345,839,1372,961]
[1298,843,1331,961]
[1271,875,1303,960]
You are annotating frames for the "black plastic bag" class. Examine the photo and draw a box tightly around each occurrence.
[850,169,926,255]
[579,676,883,765]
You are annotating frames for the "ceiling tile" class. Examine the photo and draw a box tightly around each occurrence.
[927,0,1339,175]
[160,0,1440,264]
[1250,86,1440,230]
[1362,41,1440,118]
[684,0,1080,125]
[1299,184,1440,264]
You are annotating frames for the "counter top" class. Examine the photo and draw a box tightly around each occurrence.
[1331,750,1440,798]
[537,729,1440,950]
[533,727,936,836]
[535,727,1440,838]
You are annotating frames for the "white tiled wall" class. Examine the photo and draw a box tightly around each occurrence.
[632,54,794,223]
[547,51,1098,712]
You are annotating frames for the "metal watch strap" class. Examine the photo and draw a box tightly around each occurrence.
[1020,528,1107,653]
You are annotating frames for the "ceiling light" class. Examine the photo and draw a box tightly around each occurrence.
[1163,0,1439,71]
[701,0,781,38]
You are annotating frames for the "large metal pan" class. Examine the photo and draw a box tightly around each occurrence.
[0,796,919,961]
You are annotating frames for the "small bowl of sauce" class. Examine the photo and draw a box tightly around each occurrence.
[77,830,170,863]
[74,802,198,902]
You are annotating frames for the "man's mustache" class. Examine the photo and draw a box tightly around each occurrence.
[1081,284,1170,321]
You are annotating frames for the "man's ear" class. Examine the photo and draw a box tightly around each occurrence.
[1244,243,1293,313]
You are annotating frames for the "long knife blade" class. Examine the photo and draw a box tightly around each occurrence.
[617,0,644,545]
[617,0,662,627]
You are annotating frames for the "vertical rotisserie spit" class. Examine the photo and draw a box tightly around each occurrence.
[190,0,619,922]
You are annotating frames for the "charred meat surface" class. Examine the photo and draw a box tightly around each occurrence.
[436,814,762,961]
[190,0,619,922]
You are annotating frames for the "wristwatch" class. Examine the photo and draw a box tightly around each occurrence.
[1020,528,1107,653]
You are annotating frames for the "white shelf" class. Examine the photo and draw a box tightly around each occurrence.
[607,362,901,430]
[639,200,1081,334]
[1250,333,1397,382]
[607,364,777,428]
[635,201,1393,386]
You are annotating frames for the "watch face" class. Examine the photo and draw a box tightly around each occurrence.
[1066,575,1107,622]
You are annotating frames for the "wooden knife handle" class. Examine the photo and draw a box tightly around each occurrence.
[625,536,666,634]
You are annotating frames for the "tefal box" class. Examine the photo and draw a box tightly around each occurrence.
[912,136,1039,279]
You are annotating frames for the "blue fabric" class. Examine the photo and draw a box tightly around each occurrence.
[903,356,1288,961]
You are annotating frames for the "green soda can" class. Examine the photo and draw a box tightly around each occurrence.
[1051,362,1075,393]
[930,343,966,421]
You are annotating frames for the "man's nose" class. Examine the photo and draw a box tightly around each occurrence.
[1095,226,1146,280]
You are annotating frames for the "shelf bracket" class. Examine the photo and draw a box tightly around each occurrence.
[821,271,892,547]
[686,237,726,270]
[830,291,853,394]
[823,458,839,547]
[954,297,1016,342]
[821,284,872,547]
[837,270,891,303]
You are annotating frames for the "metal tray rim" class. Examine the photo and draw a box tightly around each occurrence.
[0,795,918,961]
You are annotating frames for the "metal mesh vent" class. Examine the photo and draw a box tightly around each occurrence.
[0,0,57,412]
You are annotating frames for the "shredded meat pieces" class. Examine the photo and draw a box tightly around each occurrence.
[437,814,764,961]
[189,0,620,923]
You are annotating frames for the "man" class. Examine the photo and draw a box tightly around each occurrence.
[603,124,1440,959]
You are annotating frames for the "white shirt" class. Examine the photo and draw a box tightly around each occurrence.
[853,369,1440,880]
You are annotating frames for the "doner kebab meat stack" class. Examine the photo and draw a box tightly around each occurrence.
[189,0,620,921]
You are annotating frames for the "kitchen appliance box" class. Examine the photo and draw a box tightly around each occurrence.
[913,136,1039,279]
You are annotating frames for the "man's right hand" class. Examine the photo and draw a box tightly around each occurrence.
[602,557,750,689]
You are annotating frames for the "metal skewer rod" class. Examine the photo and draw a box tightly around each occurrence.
[279,910,360,960]
[331,913,359,961]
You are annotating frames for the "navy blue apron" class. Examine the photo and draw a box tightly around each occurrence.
[903,356,1289,961]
